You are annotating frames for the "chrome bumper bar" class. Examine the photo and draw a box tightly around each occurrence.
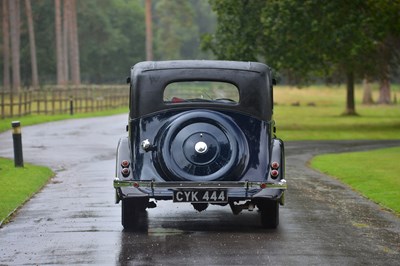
[114,179,287,190]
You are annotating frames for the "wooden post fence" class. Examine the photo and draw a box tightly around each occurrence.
[0,86,129,119]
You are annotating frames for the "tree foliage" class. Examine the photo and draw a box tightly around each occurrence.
[78,0,145,83]
[154,0,215,60]
[204,0,400,113]
[202,0,264,61]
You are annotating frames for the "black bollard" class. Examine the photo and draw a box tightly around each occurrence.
[70,97,74,115]
[11,121,24,167]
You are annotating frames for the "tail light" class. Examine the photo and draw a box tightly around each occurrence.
[271,161,280,169]
[270,169,279,178]
[121,167,130,177]
[121,160,130,168]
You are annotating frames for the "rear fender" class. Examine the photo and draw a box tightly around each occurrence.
[260,138,285,204]
[270,138,285,180]
[116,137,131,179]
[115,137,131,203]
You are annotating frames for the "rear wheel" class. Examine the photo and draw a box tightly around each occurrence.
[121,197,148,231]
[258,199,279,229]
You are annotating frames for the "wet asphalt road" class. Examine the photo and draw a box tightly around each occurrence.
[0,114,399,265]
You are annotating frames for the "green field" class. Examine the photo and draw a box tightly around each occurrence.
[273,84,400,140]
[311,147,400,215]
[0,158,54,225]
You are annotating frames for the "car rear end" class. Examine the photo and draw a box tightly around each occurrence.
[113,61,286,229]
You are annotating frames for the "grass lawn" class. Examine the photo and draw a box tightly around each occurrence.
[310,147,400,215]
[0,158,54,225]
[273,84,400,140]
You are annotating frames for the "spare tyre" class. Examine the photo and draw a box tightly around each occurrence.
[154,110,249,181]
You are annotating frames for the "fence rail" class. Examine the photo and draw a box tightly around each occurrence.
[0,86,129,119]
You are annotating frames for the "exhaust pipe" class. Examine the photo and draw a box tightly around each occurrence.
[229,201,255,215]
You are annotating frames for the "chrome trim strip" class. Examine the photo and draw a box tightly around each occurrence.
[114,179,287,190]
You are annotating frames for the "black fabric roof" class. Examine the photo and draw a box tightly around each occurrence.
[129,60,274,121]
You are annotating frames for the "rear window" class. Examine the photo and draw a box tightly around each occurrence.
[164,81,239,104]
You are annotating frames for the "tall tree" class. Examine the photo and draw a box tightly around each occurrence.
[205,0,400,115]
[57,0,80,85]
[63,0,69,82]
[2,0,11,91]
[25,0,39,89]
[355,1,400,105]
[145,0,153,61]
[378,58,391,104]
[362,77,374,105]
[55,0,65,85]
[69,0,80,85]
[8,0,21,92]
[261,0,378,115]
[370,0,400,104]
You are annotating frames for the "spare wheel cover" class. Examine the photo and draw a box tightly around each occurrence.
[156,110,248,181]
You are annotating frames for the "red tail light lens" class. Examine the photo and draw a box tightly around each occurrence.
[271,169,279,178]
[271,161,280,169]
[121,160,130,168]
[121,168,130,177]
[260,183,267,189]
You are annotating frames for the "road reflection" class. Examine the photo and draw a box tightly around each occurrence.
[117,204,281,265]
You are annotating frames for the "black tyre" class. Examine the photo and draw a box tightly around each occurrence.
[121,197,148,231]
[258,199,279,229]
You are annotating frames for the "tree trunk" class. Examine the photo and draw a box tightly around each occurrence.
[2,0,11,91]
[25,0,39,89]
[63,0,70,82]
[362,76,374,105]
[377,64,391,104]
[69,0,80,85]
[145,0,153,61]
[8,0,21,92]
[378,78,391,104]
[343,71,357,116]
[55,0,66,85]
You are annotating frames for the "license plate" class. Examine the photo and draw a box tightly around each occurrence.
[173,190,228,203]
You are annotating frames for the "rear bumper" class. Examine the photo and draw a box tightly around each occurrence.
[114,178,287,189]
[114,178,287,202]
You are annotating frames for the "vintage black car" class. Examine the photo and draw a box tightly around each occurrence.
[113,60,286,229]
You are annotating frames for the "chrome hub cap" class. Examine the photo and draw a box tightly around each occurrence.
[194,141,208,154]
